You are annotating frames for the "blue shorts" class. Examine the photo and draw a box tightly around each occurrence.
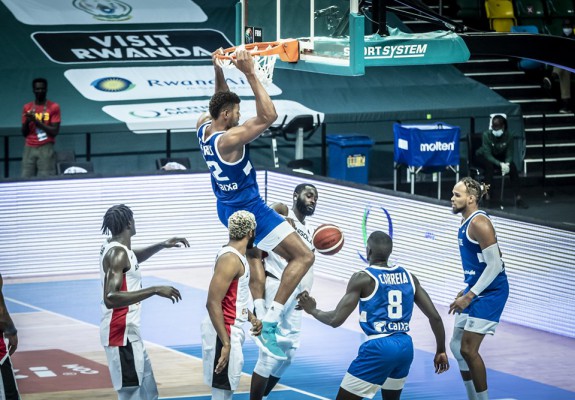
[463,281,509,323]
[217,199,292,252]
[347,333,413,385]
[456,282,509,335]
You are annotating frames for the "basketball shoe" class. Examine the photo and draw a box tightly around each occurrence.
[252,321,287,361]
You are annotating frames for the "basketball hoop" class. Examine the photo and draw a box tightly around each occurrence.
[215,39,299,86]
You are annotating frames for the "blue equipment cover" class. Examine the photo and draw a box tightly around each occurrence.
[393,123,460,167]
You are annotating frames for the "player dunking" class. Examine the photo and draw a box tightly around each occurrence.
[196,50,314,360]
[449,177,509,400]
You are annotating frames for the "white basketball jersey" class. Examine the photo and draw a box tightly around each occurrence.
[99,240,142,347]
[216,246,251,331]
[265,209,315,291]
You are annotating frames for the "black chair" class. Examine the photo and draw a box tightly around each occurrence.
[456,0,485,22]
[156,157,191,171]
[55,150,76,164]
[545,0,575,35]
[514,0,547,33]
[57,161,94,175]
[269,114,321,173]
[467,132,509,209]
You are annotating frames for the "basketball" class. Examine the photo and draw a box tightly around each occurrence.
[313,224,344,256]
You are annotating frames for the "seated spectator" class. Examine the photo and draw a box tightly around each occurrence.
[475,115,529,209]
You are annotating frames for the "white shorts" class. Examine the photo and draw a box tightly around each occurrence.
[201,316,245,391]
[257,220,295,253]
[454,313,499,335]
[104,338,157,398]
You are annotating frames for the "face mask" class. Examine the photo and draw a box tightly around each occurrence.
[563,28,573,36]
[492,129,504,137]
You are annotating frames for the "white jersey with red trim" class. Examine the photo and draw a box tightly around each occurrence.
[264,209,315,290]
[99,240,142,347]
[0,331,7,365]
[216,246,250,335]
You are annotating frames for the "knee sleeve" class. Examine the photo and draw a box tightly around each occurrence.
[450,328,470,371]
[271,348,296,377]
[212,388,233,400]
[140,373,158,400]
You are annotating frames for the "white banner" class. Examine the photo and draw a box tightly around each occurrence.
[102,100,325,134]
[0,0,207,25]
[65,66,283,101]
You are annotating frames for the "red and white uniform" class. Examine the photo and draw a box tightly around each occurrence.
[100,241,142,347]
[0,336,7,364]
[202,246,250,391]
[99,241,157,399]
[264,209,314,292]
[0,333,20,400]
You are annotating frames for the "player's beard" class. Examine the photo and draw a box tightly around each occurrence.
[451,204,465,214]
[296,198,315,217]
[247,235,256,249]
[225,117,240,130]
[229,115,240,129]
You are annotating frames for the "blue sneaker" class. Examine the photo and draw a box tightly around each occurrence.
[252,321,287,360]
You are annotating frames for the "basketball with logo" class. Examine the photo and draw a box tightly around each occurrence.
[313,224,344,256]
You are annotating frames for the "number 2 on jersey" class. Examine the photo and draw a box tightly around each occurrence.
[206,161,229,181]
[206,160,253,181]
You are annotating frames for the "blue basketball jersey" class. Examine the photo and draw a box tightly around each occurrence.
[458,210,507,290]
[359,265,416,338]
[197,121,260,206]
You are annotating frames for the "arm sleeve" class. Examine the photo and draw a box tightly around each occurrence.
[470,243,504,296]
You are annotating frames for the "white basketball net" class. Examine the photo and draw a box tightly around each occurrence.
[217,44,278,86]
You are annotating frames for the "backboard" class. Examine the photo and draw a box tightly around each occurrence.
[241,0,470,76]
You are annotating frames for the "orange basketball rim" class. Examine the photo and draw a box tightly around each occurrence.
[216,39,299,63]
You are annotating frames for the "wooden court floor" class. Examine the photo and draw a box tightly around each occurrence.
[4,267,575,400]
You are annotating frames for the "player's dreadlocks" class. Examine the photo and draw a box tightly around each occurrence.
[101,204,133,236]
[460,177,490,204]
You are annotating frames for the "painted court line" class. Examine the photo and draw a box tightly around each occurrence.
[6,295,330,400]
